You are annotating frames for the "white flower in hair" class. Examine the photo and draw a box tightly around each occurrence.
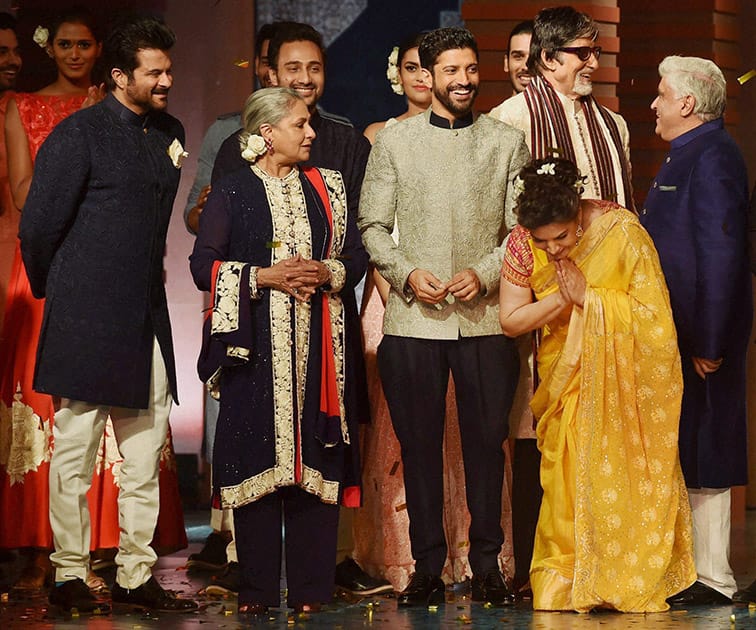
[241,134,267,163]
[536,162,556,176]
[33,26,49,48]
[386,46,403,95]
[512,175,525,197]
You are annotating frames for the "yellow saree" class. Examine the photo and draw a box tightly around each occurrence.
[517,207,696,612]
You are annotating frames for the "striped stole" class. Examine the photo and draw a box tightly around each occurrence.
[523,76,635,211]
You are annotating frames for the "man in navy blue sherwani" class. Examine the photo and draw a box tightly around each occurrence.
[641,55,752,607]
[20,17,197,615]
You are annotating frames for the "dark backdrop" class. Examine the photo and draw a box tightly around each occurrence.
[305,0,459,131]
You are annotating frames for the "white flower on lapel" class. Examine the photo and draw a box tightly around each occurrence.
[167,138,189,168]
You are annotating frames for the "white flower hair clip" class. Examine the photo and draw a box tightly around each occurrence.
[512,175,525,197]
[241,134,267,163]
[574,174,588,193]
[536,162,556,176]
[386,46,403,95]
[33,26,49,49]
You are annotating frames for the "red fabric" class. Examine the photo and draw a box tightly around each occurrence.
[208,260,222,320]
[342,485,361,508]
[302,168,342,432]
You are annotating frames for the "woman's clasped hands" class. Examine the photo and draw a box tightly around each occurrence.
[555,258,586,308]
[257,253,331,302]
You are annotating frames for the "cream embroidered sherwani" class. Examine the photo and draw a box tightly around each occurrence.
[357,109,529,578]
[358,110,529,337]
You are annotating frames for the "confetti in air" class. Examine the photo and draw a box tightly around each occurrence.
[737,69,756,84]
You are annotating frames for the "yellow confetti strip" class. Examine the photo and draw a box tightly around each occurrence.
[395,502,407,512]
[234,59,250,68]
[738,70,756,85]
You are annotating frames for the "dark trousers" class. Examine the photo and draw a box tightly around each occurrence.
[377,334,519,576]
[511,438,542,589]
[233,487,339,607]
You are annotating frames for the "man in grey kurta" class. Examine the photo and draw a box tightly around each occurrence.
[358,27,529,607]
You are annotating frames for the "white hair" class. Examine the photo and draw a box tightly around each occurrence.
[239,87,302,150]
[658,55,726,122]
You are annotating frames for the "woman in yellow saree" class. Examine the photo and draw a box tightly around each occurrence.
[499,159,695,612]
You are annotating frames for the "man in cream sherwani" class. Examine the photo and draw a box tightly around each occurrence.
[358,26,529,607]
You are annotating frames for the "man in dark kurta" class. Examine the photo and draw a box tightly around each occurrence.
[19,17,196,614]
[641,55,751,606]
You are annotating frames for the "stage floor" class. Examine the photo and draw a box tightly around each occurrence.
[1,509,754,629]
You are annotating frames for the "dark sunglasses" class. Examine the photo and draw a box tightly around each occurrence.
[555,46,602,61]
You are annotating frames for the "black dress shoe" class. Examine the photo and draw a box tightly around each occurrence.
[667,581,732,606]
[49,578,111,614]
[112,576,198,612]
[471,570,515,605]
[732,579,756,604]
[205,561,240,596]
[186,532,230,571]
[397,573,445,606]
[335,557,393,595]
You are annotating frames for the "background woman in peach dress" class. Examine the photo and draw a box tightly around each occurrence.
[354,35,513,591]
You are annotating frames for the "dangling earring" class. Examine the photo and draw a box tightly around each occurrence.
[575,224,584,241]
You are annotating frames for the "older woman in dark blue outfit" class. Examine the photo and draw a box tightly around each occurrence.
[190,87,367,615]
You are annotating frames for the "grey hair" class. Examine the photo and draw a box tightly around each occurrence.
[658,55,726,122]
[238,87,302,150]
[528,6,598,76]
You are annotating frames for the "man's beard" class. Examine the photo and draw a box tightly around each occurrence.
[572,75,593,97]
[433,81,479,116]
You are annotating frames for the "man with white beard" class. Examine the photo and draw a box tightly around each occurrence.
[490,5,633,210]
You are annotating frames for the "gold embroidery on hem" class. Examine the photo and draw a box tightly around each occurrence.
[218,465,340,508]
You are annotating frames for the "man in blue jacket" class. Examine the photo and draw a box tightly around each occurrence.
[641,55,752,606]
[20,16,197,614]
